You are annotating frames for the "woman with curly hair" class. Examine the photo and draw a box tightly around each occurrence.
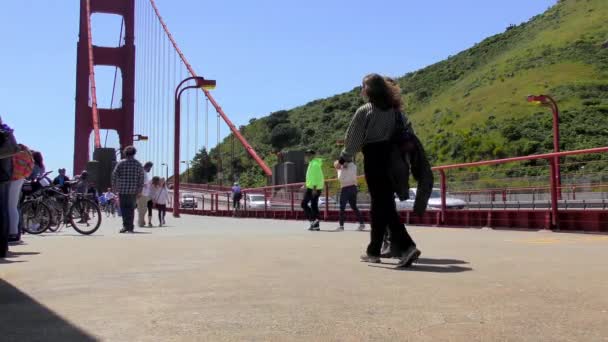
[339,73,420,267]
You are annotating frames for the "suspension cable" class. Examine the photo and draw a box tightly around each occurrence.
[104,18,125,147]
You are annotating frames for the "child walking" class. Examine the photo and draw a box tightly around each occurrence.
[153,177,169,226]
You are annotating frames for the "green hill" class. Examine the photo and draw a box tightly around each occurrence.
[196,0,608,187]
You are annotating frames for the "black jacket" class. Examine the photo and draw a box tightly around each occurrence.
[389,113,433,216]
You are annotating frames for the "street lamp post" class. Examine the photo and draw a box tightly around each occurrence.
[173,76,216,218]
[527,94,562,228]
[161,163,169,180]
[181,160,190,183]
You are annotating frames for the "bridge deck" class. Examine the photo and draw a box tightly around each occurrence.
[1,216,607,341]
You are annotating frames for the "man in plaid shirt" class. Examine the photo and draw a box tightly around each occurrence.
[112,146,144,233]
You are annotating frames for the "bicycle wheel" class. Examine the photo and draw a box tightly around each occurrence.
[47,206,64,232]
[69,199,102,235]
[43,197,64,232]
[21,200,52,234]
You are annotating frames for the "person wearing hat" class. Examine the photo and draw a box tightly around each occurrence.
[302,149,324,231]
[53,168,71,194]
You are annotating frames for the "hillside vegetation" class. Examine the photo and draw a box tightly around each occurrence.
[193,0,608,187]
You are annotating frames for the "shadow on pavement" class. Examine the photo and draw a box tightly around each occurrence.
[369,264,473,273]
[0,279,97,341]
[416,258,469,265]
[0,251,40,264]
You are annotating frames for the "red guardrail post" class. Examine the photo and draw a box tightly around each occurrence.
[439,170,447,225]
[264,189,268,214]
[227,193,230,212]
[201,194,205,213]
[549,162,559,229]
[324,182,329,221]
[290,189,295,214]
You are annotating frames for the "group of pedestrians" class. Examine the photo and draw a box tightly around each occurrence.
[300,73,433,268]
[0,115,53,256]
[111,147,169,233]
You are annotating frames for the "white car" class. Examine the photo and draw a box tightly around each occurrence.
[246,193,272,210]
[395,188,466,210]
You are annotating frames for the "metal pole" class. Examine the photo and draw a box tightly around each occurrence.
[549,161,559,229]
[547,96,562,200]
[173,77,200,217]
[324,182,329,220]
[440,170,447,225]
[173,88,181,217]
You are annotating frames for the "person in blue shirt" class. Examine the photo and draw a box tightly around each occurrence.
[53,168,71,193]
[231,182,242,213]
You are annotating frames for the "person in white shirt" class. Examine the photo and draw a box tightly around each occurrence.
[151,177,169,226]
[334,160,365,231]
[137,161,154,227]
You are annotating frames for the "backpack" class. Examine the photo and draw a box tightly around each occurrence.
[11,147,34,180]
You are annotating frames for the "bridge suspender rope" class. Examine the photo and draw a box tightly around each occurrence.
[148,0,273,177]
[84,0,101,149]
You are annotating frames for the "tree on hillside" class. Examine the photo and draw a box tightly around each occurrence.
[190,147,217,183]
[270,123,301,151]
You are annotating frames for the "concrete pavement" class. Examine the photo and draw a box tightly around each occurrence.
[1,215,608,341]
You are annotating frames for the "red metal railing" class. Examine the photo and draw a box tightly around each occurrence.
[171,146,608,232]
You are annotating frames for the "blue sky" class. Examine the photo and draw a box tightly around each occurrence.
[0,0,556,176]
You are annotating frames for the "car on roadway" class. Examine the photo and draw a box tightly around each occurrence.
[318,196,338,208]
[395,188,467,210]
[180,194,198,209]
[246,193,272,210]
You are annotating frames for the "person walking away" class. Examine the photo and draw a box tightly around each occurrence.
[340,73,422,267]
[153,178,169,226]
[112,146,144,233]
[53,168,71,194]
[231,182,242,216]
[137,161,154,227]
[333,160,365,231]
[301,149,324,231]
[9,144,33,242]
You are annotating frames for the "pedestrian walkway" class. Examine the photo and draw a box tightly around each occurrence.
[1,216,607,341]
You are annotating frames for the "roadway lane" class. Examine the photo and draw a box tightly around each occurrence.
[2,215,608,340]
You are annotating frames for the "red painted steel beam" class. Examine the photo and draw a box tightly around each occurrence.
[148,0,273,177]
[85,0,101,149]
[433,147,608,170]
[74,0,134,173]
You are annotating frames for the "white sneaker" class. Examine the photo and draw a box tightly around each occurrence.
[335,226,344,231]
[357,224,365,231]
[397,247,421,268]
[360,253,381,263]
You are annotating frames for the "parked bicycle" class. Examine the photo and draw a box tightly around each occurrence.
[21,172,102,235]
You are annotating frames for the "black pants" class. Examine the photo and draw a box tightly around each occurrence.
[0,182,9,257]
[147,200,153,218]
[363,141,416,257]
[157,204,166,223]
[119,194,137,231]
[233,194,242,209]
[339,185,364,226]
[301,188,320,221]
